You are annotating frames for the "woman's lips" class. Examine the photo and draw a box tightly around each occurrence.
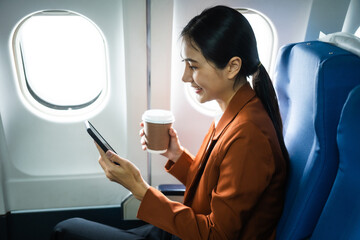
[192,86,202,94]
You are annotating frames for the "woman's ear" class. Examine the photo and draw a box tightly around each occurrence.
[227,57,242,79]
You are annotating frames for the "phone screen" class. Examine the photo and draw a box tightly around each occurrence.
[85,121,117,154]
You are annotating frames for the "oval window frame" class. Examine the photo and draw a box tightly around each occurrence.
[12,10,109,121]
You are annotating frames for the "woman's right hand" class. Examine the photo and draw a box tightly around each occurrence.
[140,122,184,163]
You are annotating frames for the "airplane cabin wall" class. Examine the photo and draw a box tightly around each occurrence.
[122,0,150,186]
[0,0,149,213]
[147,0,178,186]
[305,0,351,40]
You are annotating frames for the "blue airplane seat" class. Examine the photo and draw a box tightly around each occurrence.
[273,40,360,240]
[310,85,360,240]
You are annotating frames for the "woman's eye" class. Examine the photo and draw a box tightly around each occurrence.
[189,65,197,70]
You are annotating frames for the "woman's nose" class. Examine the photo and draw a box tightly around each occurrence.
[182,68,193,83]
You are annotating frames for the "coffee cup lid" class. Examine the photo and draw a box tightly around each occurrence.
[142,109,175,124]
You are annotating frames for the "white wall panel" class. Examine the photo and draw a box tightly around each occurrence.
[305,0,351,40]
[148,0,179,187]
[0,0,147,211]
[342,0,360,34]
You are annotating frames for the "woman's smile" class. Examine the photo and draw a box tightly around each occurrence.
[192,84,203,94]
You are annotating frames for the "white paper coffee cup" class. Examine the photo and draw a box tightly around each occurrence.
[142,109,175,154]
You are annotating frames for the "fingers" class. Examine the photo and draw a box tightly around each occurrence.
[104,150,122,165]
[94,140,146,196]
[95,142,113,167]
[169,127,177,137]
[139,127,145,137]
[95,142,106,158]
[95,142,120,168]
[139,122,147,151]
[140,136,147,151]
[161,127,184,161]
[169,127,181,146]
[98,155,107,173]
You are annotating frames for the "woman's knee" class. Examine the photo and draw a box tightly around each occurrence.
[52,218,94,240]
[52,218,143,240]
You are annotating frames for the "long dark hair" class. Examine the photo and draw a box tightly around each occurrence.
[181,5,289,162]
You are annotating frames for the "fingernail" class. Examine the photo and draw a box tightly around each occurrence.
[106,151,112,158]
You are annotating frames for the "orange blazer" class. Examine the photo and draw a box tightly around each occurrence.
[138,83,287,239]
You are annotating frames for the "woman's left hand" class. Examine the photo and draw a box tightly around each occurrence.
[95,143,150,201]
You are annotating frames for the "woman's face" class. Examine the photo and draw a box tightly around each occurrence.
[181,39,236,111]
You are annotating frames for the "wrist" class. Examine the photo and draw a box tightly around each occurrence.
[171,147,184,163]
[133,181,150,201]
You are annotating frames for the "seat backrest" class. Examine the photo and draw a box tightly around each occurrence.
[274,40,360,240]
[310,85,360,240]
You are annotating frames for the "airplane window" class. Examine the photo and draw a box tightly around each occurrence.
[239,8,276,71]
[12,11,108,119]
[185,8,277,116]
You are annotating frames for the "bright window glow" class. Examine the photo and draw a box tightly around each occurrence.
[14,11,107,114]
[241,8,276,71]
[185,8,277,116]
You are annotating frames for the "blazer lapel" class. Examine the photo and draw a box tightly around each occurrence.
[213,82,256,140]
[184,123,215,205]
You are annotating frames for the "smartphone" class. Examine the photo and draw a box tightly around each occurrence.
[85,120,117,154]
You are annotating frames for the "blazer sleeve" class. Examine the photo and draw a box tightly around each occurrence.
[164,148,194,185]
[137,123,276,240]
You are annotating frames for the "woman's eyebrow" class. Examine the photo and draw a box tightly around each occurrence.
[182,58,198,63]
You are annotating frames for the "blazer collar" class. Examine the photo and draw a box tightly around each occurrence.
[213,82,256,140]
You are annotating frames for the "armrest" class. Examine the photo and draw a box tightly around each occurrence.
[157,184,185,196]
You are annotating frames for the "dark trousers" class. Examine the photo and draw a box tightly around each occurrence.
[51,218,180,240]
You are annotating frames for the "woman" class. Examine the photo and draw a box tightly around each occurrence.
[53,5,288,240]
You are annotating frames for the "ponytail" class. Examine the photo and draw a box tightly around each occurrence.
[252,64,290,162]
